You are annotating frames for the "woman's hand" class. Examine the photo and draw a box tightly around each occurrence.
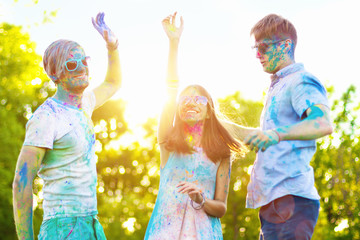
[92,12,118,50]
[177,181,203,204]
[162,12,184,41]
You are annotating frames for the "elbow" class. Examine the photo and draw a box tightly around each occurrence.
[115,79,122,88]
[12,177,20,198]
[215,203,227,218]
[315,118,333,138]
[112,80,121,90]
[12,175,21,194]
[325,124,334,136]
[12,175,19,190]
[218,208,227,218]
[320,120,334,137]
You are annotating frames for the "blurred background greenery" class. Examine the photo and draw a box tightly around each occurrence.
[1,16,360,240]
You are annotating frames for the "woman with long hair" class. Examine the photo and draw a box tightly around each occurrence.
[144,12,245,240]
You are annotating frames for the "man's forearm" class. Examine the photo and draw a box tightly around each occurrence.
[13,146,45,240]
[13,183,34,240]
[276,118,333,141]
[276,105,333,141]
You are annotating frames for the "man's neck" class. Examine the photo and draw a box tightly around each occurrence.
[275,59,295,74]
[53,85,84,108]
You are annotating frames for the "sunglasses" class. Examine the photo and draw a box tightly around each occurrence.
[252,40,285,55]
[179,96,208,106]
[64,56,90,72]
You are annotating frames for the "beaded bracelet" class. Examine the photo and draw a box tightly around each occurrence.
[190,192,205,210]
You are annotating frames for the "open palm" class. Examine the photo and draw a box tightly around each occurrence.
[92,12,117,46]
[162,12,184,41]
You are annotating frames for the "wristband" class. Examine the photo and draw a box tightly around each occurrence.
[273,129,281,142]
[167,79,179,89]
[190,192,205,210]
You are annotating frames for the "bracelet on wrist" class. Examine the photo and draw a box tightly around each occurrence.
[167,79,179,89]
[167,83,179,89]
[190,192,205,210]
[273,129,281,142]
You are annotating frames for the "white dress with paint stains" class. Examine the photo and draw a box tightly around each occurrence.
[144,147,223,240]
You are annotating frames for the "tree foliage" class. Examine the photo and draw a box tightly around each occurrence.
[217,91,263,239]
[0,22,54,239]
[312,85,360,240]
[92,101,160,239]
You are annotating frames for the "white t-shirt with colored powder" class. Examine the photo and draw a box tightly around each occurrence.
[24,91,98,220]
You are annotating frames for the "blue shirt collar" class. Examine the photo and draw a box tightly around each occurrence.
[271,63,304,81]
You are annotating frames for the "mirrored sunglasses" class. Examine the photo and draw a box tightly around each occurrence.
[65,56,90,72]
[179,96,208,106]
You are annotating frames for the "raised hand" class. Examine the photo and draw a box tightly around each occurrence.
[162,12,184,41]
[92,12,118,50]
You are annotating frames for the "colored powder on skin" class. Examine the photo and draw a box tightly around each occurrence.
[276,105,324,140]
[184,121,204,146]
[184,121,203,135]
[307,106,324,120]
[169,25,176,32]
[18,162,28,192]
[276,127,287,134]
[307,106,324,130]
[265,42,288,73]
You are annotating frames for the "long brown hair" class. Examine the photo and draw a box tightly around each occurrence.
[164,85,244,163]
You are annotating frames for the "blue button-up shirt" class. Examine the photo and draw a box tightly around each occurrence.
[246,63,329,209]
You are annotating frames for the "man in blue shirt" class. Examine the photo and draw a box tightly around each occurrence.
[225,14,333,239]
[247,13,333,240]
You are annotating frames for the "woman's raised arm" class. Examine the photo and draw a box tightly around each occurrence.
[158,12,184,168]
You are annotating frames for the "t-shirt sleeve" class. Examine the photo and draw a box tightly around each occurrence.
[291,73,329,118]
[23,110,56,149]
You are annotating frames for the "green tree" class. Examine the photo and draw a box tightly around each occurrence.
[218,91,263,239]
[92,101,160,239]
[312,85,360,240]
[0,23,54,238]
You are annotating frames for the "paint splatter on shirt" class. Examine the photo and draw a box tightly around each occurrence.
[145,147,223,240]
[24,91,98,220]
[246,63,329,209]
